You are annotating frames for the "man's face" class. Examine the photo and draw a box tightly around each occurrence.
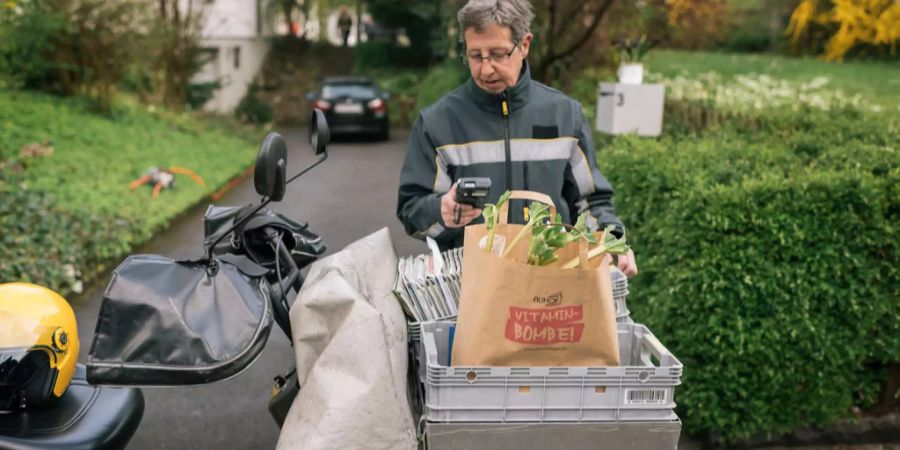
[463,24,532,94]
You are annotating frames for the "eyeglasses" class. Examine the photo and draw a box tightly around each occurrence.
[463,42,519,66]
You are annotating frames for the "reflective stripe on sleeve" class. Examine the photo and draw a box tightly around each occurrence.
[432,154,452,193]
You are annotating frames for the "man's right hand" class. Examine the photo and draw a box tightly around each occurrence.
[441,183,482,228]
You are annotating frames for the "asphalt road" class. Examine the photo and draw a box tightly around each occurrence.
[72,128,426,450]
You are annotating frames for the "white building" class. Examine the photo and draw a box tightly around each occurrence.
[189,1,383,113]
[192,0,275,113]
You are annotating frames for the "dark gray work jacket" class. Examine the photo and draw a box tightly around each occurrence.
[396,63,624,250]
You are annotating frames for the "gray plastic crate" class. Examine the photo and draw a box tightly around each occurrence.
[414,317,636,384]
[418,321,682,423]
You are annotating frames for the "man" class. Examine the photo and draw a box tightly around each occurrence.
[396,0,638,276]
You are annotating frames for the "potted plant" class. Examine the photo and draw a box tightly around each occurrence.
[615,35,651,84]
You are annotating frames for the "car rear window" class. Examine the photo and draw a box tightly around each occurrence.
[322,84,377,99]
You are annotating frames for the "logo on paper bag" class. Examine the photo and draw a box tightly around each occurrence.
[532,291,562,306]
[505,304,585,345]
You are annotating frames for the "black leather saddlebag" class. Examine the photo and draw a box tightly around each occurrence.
[86,253,272,386]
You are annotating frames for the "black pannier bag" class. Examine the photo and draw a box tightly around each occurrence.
[86,253,272,386]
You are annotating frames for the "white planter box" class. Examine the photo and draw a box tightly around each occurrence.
[595,82,666,137]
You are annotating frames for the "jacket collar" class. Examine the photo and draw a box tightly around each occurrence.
[465,61,532,115]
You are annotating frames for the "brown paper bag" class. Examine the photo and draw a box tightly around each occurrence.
[451,191,620,367]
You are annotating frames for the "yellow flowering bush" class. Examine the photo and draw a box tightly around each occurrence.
[786,0,900,61]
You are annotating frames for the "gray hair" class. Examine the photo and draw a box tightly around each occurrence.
[457,0,535,44]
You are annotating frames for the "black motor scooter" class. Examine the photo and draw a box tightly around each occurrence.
[0,111,331,450]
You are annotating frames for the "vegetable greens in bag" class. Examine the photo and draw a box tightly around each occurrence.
[480,191,630,267]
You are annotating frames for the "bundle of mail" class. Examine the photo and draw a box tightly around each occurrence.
[393,247,462,322]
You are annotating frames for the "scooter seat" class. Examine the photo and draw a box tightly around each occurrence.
[0,364,144,450]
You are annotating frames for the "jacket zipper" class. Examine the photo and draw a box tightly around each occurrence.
[500,92,511,193]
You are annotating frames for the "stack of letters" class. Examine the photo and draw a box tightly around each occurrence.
[394,248,462,322]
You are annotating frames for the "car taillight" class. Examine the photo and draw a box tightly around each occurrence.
[367,98,386,112]
[313,100,331,111]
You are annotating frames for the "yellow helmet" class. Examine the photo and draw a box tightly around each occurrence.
[0,282,79,411]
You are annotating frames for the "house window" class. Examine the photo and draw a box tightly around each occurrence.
[233,46,241,69]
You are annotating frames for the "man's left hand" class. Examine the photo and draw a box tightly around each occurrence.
[616,249,638,277]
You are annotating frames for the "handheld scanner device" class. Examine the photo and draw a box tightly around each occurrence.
[454,177,491,224]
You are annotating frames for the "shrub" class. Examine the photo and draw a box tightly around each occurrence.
[355,42,393,69]
[0,171,136,294]
[599,104,899,443]
[414,61,467,112]
[369,69,425,128]
[0,0,67,89]
[786,0,900,61]
[187,81,221,111]
[367,61,466,128]
[355,41,432,70]
[235,87,274,124]
[663,0,730,49]
[0,0,143,113]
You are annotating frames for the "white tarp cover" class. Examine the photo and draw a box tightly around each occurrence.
[277,228,417,450]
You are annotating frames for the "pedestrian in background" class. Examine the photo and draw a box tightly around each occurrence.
[338,6,353,47]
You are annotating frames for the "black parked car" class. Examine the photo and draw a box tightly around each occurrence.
[306,77,390,140]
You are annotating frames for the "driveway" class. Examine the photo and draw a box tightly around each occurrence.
[73,128,425,449]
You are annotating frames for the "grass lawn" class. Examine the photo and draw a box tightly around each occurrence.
[646,49,900,108]
[1,91,260,221]
[1,90,263,293]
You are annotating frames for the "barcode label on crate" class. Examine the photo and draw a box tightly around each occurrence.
[624,389,667,405]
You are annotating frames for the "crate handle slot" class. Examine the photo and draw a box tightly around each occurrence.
[641,330,675,366]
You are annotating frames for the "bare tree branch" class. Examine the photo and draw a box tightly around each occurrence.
[533,0,615,82]
[551,0,613,62]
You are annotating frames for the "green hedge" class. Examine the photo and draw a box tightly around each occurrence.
[413,61,467,113]
[601,107,899,442]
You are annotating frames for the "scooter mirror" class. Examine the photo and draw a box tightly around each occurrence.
[254,132,287,202]
[310,109,330,156]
